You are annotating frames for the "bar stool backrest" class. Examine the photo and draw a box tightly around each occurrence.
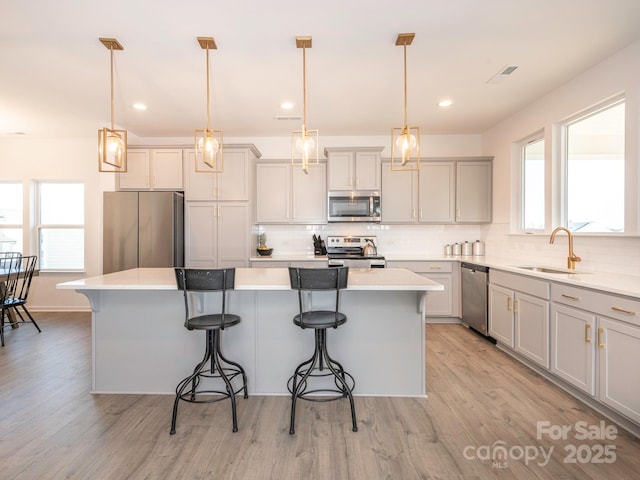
[174,268,236,328]
[288,267,349,328]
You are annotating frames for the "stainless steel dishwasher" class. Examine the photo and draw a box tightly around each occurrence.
[461,262,494,340]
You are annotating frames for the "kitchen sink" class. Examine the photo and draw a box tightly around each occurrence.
[514,266,582,274]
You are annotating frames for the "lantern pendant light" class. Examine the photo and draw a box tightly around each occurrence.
[291,36,318,175]
[391,33,420,172]
[195,37,224,172]
[98,38,127,172]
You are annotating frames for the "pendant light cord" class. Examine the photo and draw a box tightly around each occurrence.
[110,45,115,131]
[403,42,408,128]
[205,46,211,131]
[302,45,307,135]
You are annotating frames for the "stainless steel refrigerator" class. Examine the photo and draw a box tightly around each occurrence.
[103,191,184,274]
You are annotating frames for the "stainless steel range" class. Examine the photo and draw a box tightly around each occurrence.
[326,236,386,268]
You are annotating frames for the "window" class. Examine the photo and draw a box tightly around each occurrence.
[36,182,84,270]
[521,136,545,231]
[0,182,24,254]
[563,99,625,233]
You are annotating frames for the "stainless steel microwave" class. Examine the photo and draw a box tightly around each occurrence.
[327,191,381,222]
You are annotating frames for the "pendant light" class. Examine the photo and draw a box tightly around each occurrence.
[291,36,318,175]
[195,36,223,172]
[391,33,420,172]
[98,38,127,172]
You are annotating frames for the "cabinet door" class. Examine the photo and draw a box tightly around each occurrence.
[489,284,514,347]
[550,304,596,395]
[184,149,216,200]
[185,203,217,267]
[255,164,290,223]
[456,161,492,223]
[217,149,249,201]
[381,163,416,223]
[598,317,640,423]
[421,273,454,317]
[292,163,326,223]
[327,152,353,190]
[418,162,455,223]
[217,203,249,268]
[514,292,550,368]
[118,150,150,189]
[354,151,380,191]
[151,149,183,190]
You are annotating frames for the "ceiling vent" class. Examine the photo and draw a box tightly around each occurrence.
[275,115,302,120]
[486,64,519,84]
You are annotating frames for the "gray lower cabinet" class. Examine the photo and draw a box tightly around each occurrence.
[551,283,640,424]
[489,270,550,368]
[387,261,460,319]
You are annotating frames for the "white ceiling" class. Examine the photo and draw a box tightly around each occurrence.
[2,0,640,140]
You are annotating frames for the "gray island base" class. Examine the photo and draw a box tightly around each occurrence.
[57,267,443,396]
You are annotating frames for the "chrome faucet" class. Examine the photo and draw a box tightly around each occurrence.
[549,227,581,269]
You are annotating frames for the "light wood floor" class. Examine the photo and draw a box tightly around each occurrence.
[1,313,639,479]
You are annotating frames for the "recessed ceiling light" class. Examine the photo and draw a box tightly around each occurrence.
[280,101,294,110]
[438,99,453,108]
[133,103,147,111]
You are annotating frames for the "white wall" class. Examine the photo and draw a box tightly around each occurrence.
[481,39,640,275]
[0,137,114,310]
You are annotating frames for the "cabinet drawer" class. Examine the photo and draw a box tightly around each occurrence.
[551,283,640,326]
[387,261,453,273]
[490,269,549,300]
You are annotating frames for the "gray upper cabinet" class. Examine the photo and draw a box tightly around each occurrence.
[184,144,260,201]
[325,147,382,192]
[255,162,327,224]
[455,160,492,223]
[381,157,492,224]
[117,149,183,190]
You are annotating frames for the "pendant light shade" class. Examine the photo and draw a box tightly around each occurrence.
[291,36,318,175]
[391,33,420,172]
[195,36,223,172]
[98,38,127,172]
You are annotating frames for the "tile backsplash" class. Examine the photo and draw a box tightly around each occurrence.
[253,223,482,257]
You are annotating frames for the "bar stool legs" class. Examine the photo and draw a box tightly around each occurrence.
[170,329,247,435]
[288,328,357,435]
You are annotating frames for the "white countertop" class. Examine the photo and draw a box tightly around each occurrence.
[390,254,640,299]
[57,267,444,292]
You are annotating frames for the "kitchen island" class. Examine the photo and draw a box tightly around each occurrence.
[57,267,443,396]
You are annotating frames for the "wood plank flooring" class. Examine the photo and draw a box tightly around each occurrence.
[1,313,639,479]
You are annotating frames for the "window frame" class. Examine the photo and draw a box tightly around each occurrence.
[515,130,547,234]
[34,180,85,272]
[0,181,25,254]
[557,95,626,234]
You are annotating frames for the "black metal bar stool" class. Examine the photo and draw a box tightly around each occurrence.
[287,266,357,434]
[171,268,247,434]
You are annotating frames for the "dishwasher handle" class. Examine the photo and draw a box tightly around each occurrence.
[461,262,489,273]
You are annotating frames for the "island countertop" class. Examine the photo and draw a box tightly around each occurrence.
[57,267,444,292]
[56,267,442,397]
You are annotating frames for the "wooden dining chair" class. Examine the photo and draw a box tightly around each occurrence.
[1,255,41,346]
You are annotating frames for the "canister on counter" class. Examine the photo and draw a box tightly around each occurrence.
[473,240,485,256]
[452,243,462,255]
[444,244,452,255]
[462,241,473,256]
